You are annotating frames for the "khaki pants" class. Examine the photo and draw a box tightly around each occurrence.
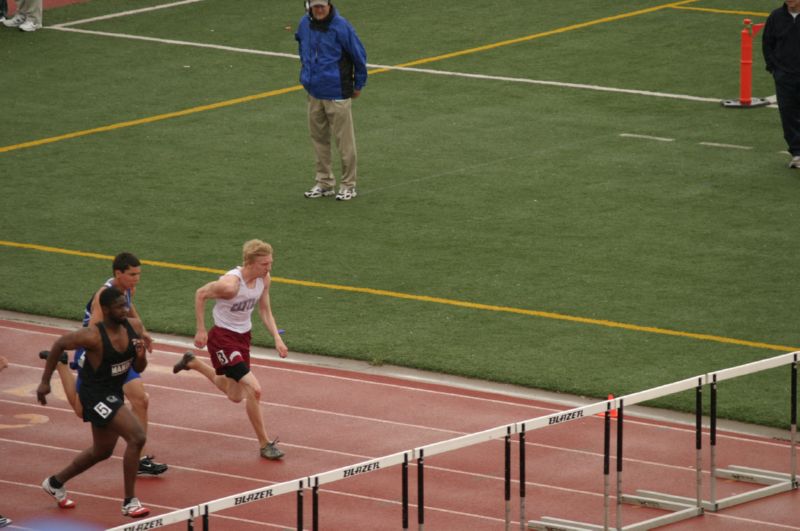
[15,0,42,24]
[307,95,358,190]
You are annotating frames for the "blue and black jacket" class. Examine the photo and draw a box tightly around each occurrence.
[295,5,367,100]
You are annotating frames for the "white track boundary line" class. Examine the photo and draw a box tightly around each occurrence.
[49,0,207,28]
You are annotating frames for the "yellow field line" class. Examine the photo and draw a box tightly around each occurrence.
[1,0,698,154]
[670,6,769,17]
[2,240,795,353]
[379,0,701,71]
[0,85,304,154]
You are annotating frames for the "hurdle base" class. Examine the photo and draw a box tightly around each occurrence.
[711,465,796,511]
[528,516,611,531]
[721,97,770,108]
[527,491,704,531]
[629,464,798,514]
[619,491,702,530]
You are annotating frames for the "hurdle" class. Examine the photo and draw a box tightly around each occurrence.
[636,351,799,513]
[526,376,706,531]
[198,477,306,530]
[611,377,706,530]
[410,423,517,530]
[705,351,798,509]
[308,450,409,531]
[521,397,629,530]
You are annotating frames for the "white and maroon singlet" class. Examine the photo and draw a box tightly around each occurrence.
[212,267,265,333]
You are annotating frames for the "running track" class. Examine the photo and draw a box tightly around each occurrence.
[0,315,797,530]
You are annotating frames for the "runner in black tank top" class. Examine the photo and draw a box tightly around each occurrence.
[37,287,152,518]
[78,320,139,427]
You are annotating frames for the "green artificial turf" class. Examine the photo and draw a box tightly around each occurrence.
[1,0,797,429]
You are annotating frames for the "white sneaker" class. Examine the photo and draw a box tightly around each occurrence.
[121,497,151,518]
[2,14,25,27]
[19,19,41,32]
[304,185,335,198]
[41,476,76,509]
[789,156,800,169]
[335,187,357,201]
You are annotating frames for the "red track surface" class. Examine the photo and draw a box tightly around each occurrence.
[1,318,798,530]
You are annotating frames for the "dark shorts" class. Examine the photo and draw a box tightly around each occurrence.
[207,326,251,382]
[79,387,125,428]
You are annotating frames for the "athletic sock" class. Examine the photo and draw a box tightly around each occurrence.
[49,476,64,489]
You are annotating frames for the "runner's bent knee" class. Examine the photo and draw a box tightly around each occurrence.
[128,390,149,412]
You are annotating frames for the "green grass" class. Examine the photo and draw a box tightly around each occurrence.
[1,0,797,429]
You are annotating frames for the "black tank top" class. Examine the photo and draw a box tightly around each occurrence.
[79,320,139,392]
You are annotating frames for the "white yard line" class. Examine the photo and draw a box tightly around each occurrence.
[45,0,776,108]
[50,27,299,60]
[376,63,723,104]
[620,133,675,142]
[621,135,762,151]
[699,141,754,150]
[46,26,725,105]
[49,0,207,28]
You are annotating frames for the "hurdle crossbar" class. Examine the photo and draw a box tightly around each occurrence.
[310,450,408,530]
[413,424,515,530]
[312,450,408,486]
[417,423,515,458]
[199,477,305,530]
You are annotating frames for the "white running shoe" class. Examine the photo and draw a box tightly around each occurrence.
[2,14,25,27]
[122,497,151,518]
[42,477,76,509]
[304,184,335,198]
[335,187,357,201]
[19,19,41,32]
[789,156,800,169]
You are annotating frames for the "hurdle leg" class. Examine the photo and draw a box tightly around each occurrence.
[519,426,527,531]
[505,428,512,531]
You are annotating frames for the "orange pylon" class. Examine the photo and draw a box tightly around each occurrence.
[597,394,618,419]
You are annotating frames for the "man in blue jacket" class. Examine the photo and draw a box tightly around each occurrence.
[296,0,367,201]
[763,0,800,168]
